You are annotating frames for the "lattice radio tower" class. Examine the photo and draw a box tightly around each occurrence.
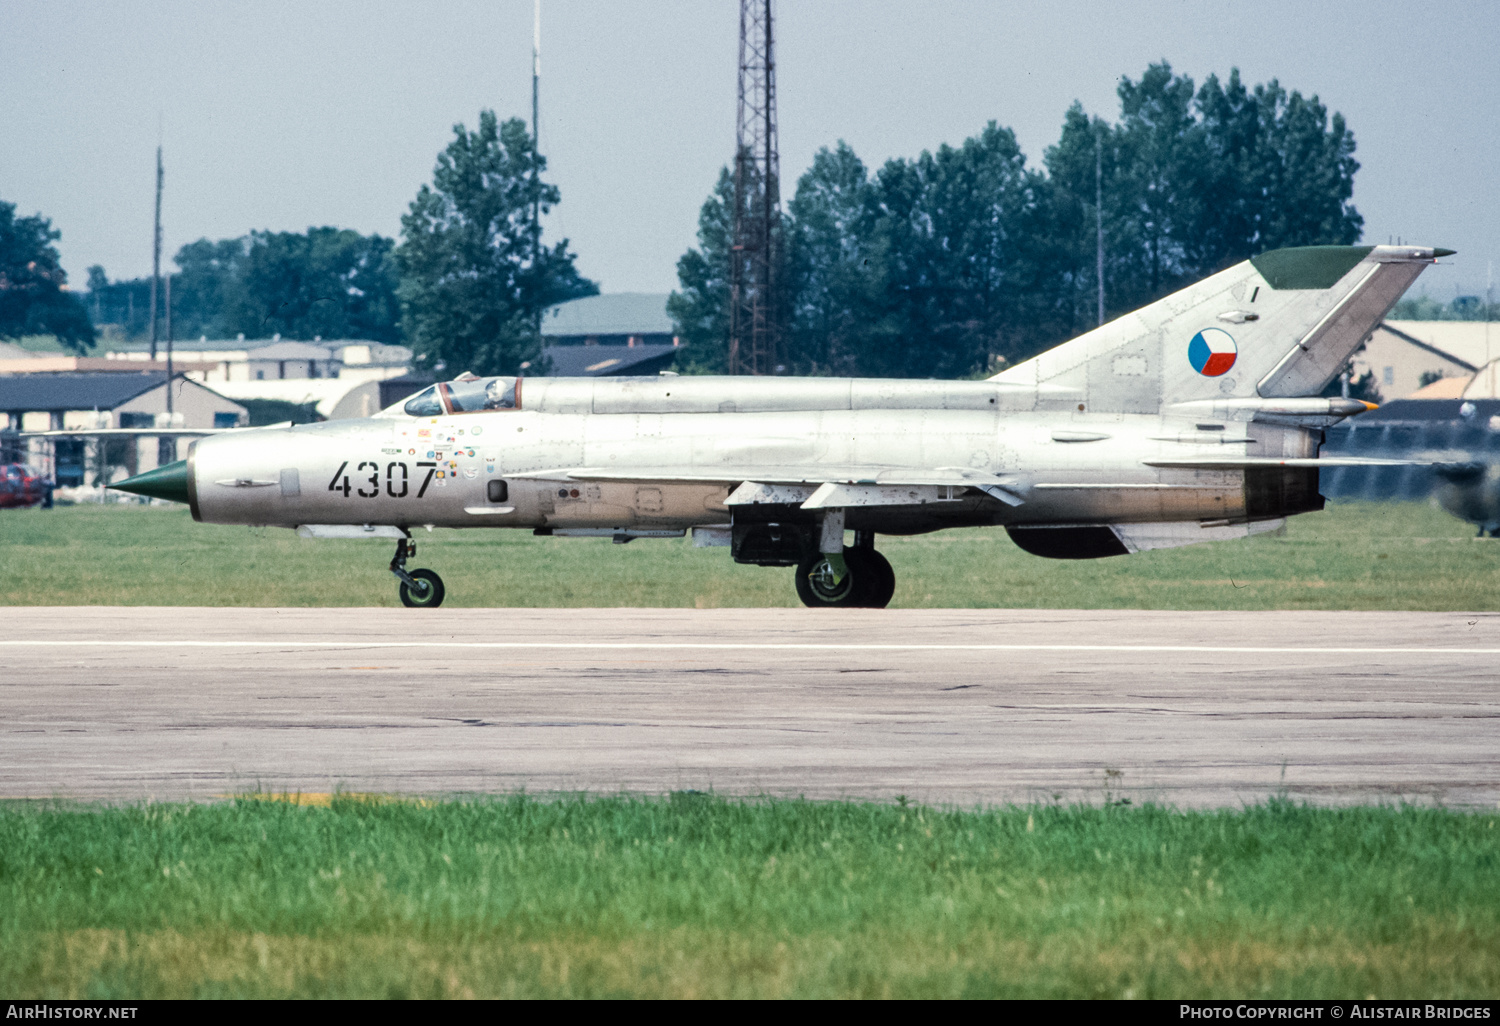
[728,0,781,375]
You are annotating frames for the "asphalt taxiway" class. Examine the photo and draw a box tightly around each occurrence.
[3,607,1497,807]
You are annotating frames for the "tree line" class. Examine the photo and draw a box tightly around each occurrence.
[85,228,402,344]
[9,110,593,371]
[8,62,1372,377]
[671,63,1364,377]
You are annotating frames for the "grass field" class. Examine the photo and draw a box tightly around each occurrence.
[1,796,1495,999]
[2,500,1498,608]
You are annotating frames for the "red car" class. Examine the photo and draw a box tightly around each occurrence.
[0,463,50,509]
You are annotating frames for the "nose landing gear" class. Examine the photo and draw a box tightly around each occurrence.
[390,532,445,608]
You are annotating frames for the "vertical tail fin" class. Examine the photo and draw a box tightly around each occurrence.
[993,245,1449,412]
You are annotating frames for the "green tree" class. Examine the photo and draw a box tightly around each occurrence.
[82,269,152,339]
[676,62,1367,380]
[862,123,1062,377]
[1392,294,1500,321]
[1193,69,1362,257]
[219,228,399,342]
[667,169,736,374]
[675,132,1064,379]
[397,110,594,376]
[88,230,402,344]
[169,237,246,340]
[0,200,95,353]
[1047,63,1364,320]
[171,230,400,342]
[784,143,880,375]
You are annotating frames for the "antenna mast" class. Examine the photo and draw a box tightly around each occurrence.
[728,0,781,375]
[149,146,163,359]
[1095,130,1105,327]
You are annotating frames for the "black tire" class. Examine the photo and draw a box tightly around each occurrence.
[795,547,895,608]
[399,568,445,608]
[853,548,896,609]
[795,550,858,607]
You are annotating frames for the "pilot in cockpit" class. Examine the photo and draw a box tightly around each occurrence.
[483,377,517,410]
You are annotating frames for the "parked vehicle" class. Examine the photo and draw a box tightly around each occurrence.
[0,463,51,509]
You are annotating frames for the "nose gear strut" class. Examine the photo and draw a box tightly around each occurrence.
[390,530,446,608]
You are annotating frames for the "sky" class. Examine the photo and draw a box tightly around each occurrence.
[3,0,1497,301]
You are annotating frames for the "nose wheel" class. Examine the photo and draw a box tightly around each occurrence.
[390,534,445,608]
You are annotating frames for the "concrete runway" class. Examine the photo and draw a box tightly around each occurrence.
[3,607,1498,808]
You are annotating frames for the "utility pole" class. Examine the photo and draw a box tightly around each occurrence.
[728,0,781,375]
[1095,130,1105,327]
[165,272,174,416]
[149,146,163,360]
[532,0,542,340]
[1486,259,1493,379]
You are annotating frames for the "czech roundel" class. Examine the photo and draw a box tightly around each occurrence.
[1188,328,1237,377]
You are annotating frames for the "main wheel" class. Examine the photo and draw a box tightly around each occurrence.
[852,548,896,609]
[399,568,445,608]
[795,551,858,607]
[795,548,895,608]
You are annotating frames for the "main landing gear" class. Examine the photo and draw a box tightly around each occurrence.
[390,532,445,608]
[794,530,895,609]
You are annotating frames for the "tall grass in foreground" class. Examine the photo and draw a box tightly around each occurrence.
[1,796,1496,998]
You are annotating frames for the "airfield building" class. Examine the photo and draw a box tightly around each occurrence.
[0,372,247,489]
[1352,321,1500,400]
[536,293,681,377]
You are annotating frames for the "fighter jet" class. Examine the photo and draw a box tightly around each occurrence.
[1434,459,1500,536]
[1321,397,1500,536]
[111,244,1448,608]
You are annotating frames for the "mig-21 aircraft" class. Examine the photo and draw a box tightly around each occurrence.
[110,244,1448,608]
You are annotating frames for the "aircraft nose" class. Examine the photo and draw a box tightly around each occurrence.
[110,459,191,504]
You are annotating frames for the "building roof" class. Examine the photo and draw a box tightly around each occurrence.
[0,371,167,411]
[1342,397,1500,423]
[0,356,218,374]
[1408,375,1471,399]
[105,337,380,355]
[542,293,674,337]
[1465,359,1500,399]
[536,344,679,377]
[209,378,366,417]
[243,341,337,361]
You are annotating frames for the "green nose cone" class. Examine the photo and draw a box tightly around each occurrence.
[110,459,191,504]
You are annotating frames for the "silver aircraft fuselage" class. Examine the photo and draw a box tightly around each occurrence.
[185,375,1324,536]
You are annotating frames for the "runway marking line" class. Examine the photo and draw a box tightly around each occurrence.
[2,640,1499,655]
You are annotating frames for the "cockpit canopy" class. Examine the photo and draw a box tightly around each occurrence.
[402,376,521,417]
